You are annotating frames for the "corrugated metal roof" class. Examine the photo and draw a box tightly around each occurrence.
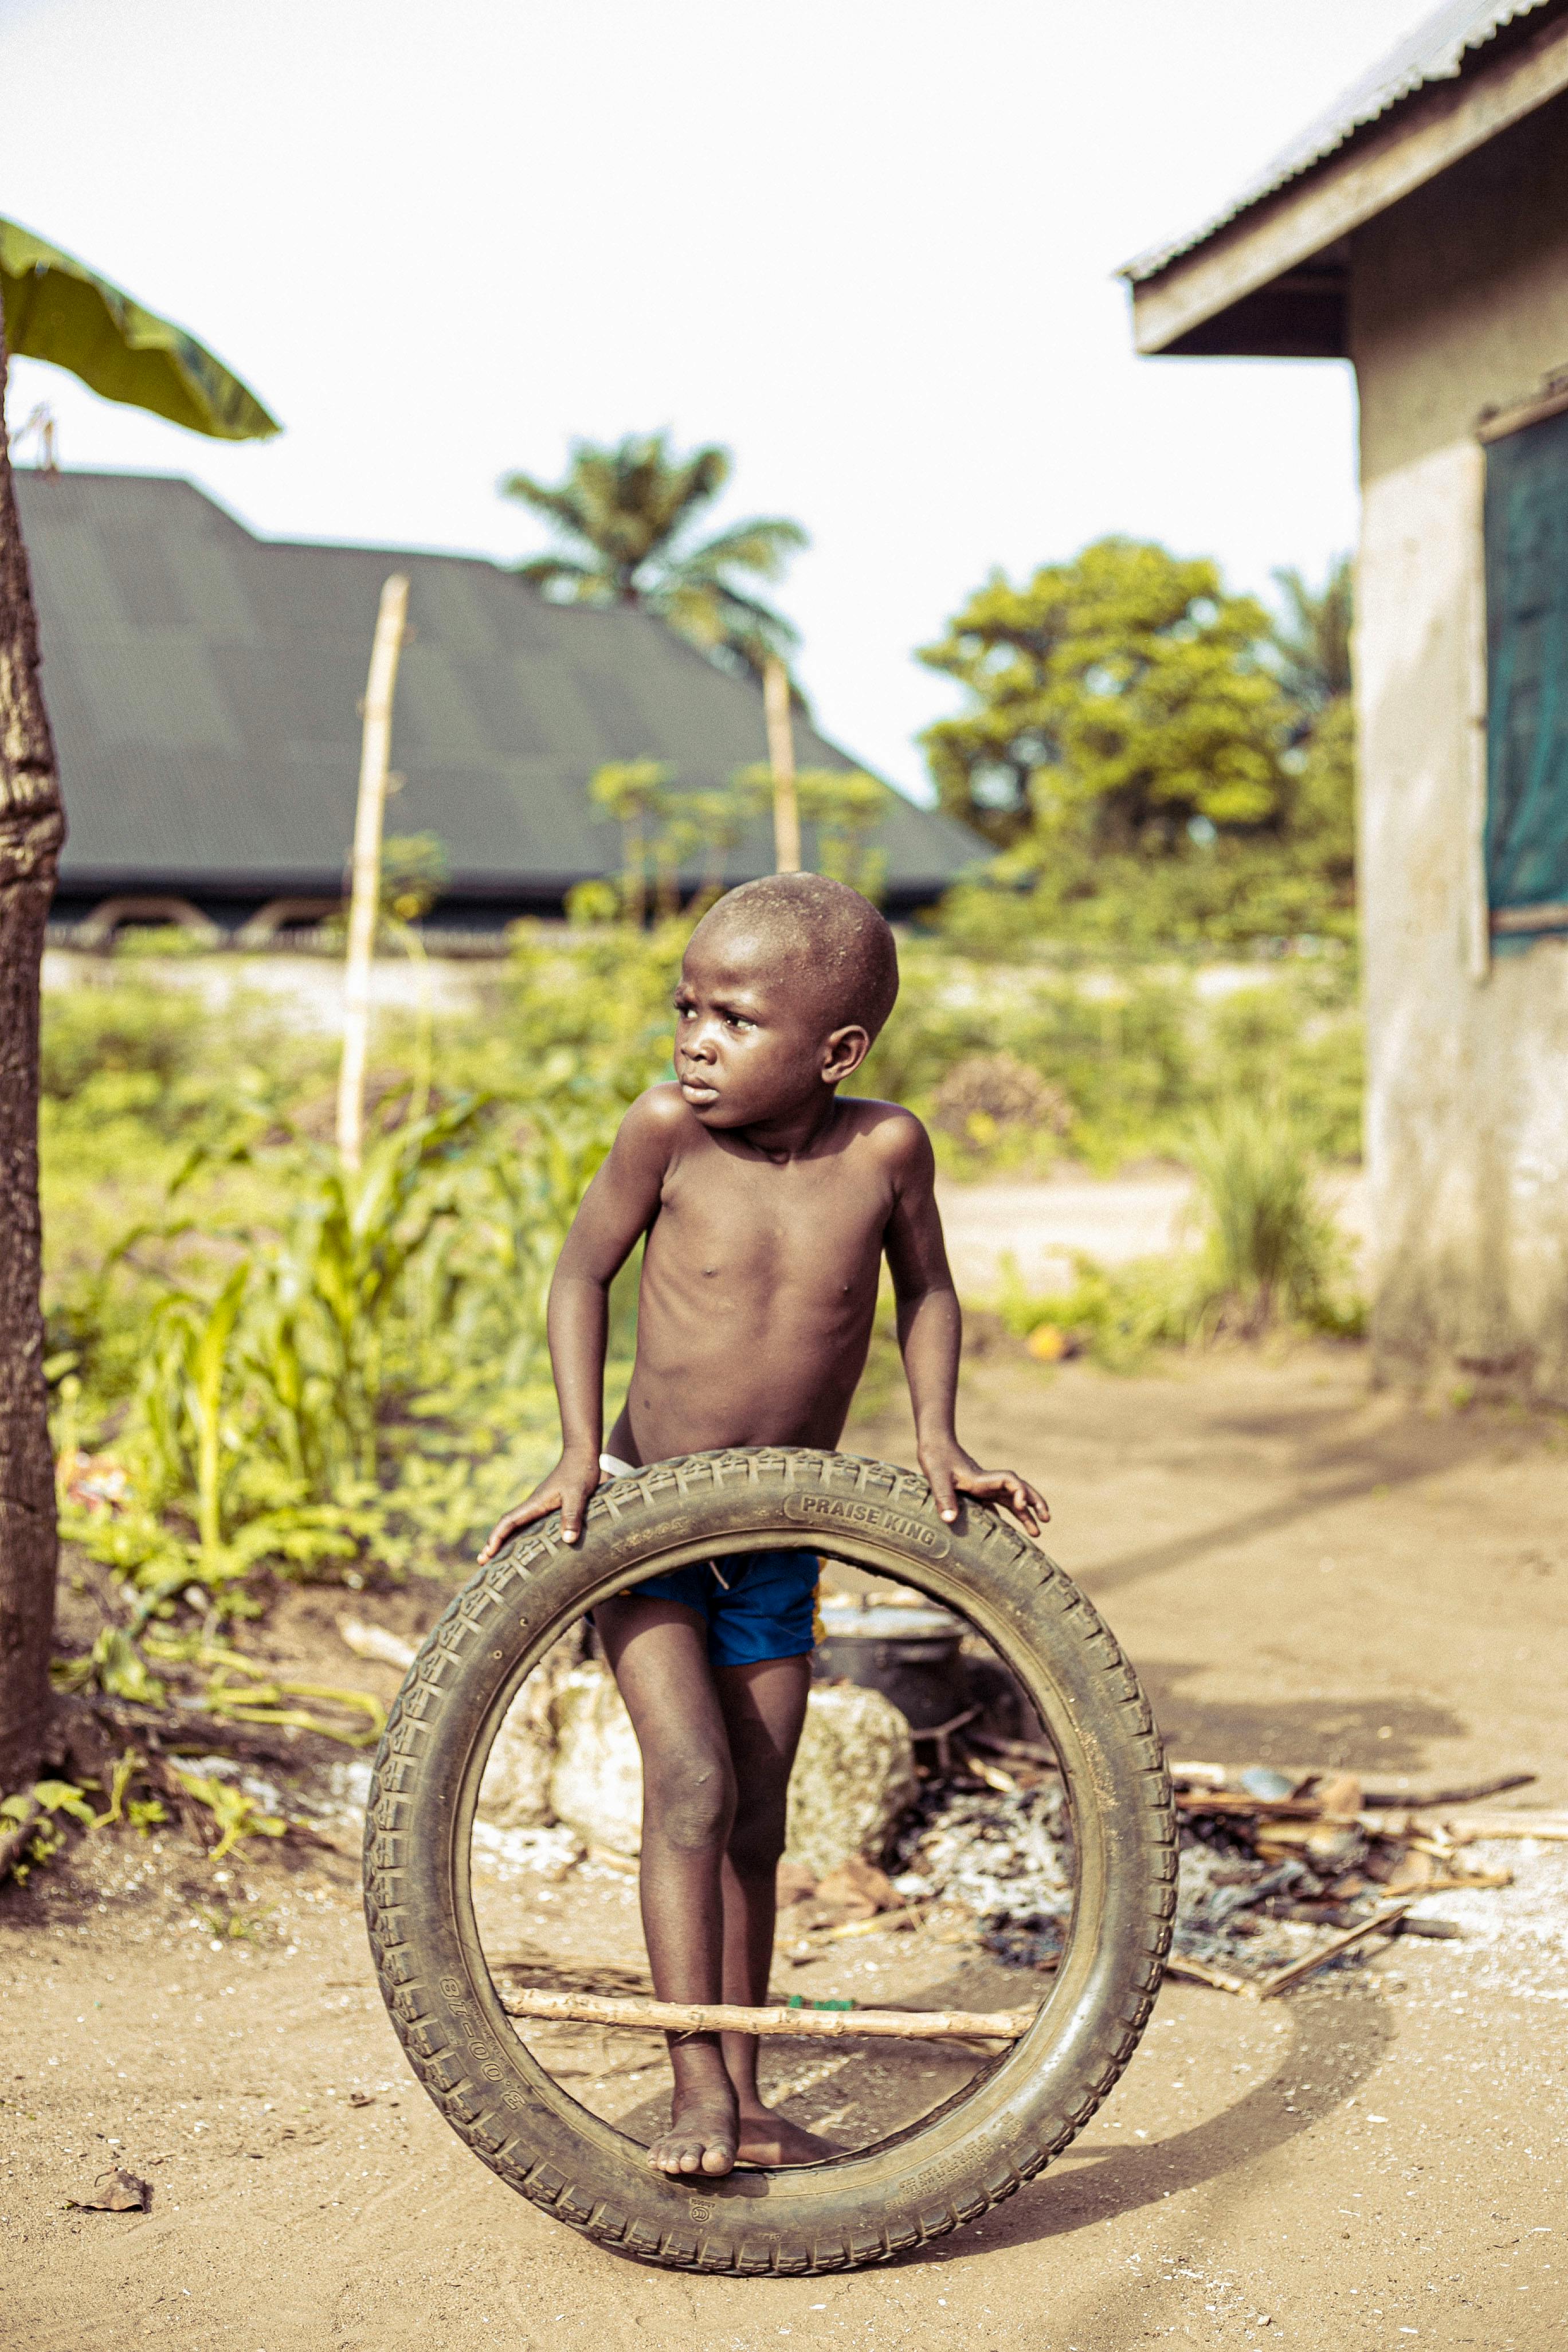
[1122,0,1559,283]
[17,469,984,911]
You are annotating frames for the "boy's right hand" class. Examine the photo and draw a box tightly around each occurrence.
[477,1450,602,1561]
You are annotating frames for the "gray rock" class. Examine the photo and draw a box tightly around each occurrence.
[548,1660,645,1854]
[785,1683,918,1879]
[476,1632,583,1829]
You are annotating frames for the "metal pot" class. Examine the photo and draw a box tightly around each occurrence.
[814,1601,969,1731]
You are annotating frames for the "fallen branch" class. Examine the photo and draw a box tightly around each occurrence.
[501,1988,1039,2041]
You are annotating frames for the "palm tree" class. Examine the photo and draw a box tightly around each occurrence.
[501,432,806,676]
[1272,555,1353,719]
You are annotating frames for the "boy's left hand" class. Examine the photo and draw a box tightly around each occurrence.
[917,1441,1049,1535]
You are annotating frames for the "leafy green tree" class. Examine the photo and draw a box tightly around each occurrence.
[503,433,806,676]
[920,538,1289,853]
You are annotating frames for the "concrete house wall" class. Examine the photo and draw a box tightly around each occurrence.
[1353,91,1568,1398]
[1122,4,1568,1405]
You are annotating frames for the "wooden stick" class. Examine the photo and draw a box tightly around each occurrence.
[1425,1809,1568,1841]
[1254,1901,1414,1998]
[500,1988,1038,2041]
[336,572,410,1173]
[763,656,801,875]
[968,1731,1061,1769]
[1364,1771,1536,1808]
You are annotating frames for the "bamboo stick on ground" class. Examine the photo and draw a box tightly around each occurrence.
[500,1989,1040,2041]
[1253,1900,1414,1997]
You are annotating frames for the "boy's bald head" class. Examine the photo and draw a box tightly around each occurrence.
[694,873,899,1039]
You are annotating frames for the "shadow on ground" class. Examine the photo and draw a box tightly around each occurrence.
[931,1976,1398,2265]
[1132,1661,1469,1773]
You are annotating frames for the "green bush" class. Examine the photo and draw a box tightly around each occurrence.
[857,942,1359,1174]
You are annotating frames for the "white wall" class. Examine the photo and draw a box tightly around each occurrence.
[1353,92,1568,1398]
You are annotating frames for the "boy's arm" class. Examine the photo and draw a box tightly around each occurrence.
[881,1115,1049,1535]
[478,1091,677,1558]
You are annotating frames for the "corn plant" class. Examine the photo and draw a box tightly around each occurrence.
[138,1261,250,1562]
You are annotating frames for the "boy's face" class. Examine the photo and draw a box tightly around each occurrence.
[673,925,866,1128]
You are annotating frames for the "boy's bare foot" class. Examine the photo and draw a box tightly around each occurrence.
[734,2106,842,2167]
[649,2089,739,2176]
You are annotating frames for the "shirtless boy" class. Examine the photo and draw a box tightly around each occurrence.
[480,873,1046,2180]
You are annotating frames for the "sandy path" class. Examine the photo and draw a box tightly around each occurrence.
[3,1346,1565,2349]
[935,1175,1370,1297]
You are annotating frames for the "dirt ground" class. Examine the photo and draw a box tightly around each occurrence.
[3,1341,1566,2351]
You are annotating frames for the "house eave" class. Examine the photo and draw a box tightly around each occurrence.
[1125,6,1568,358]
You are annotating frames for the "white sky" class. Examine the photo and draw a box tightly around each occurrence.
[3,0,1432,799]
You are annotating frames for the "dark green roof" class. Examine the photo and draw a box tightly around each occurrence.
[17,469,985,914]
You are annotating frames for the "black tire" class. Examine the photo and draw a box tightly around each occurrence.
[363,1448,1175,2274]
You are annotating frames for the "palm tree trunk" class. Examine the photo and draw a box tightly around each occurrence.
[0,319,65,1790]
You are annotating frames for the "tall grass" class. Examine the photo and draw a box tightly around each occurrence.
[1186,1101,1351,1336]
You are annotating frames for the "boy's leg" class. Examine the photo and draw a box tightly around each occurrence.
[595,1594,740,2177]
[714,1653,840,2165]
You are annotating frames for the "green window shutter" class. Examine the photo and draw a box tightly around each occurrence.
[1484,403,1568,952]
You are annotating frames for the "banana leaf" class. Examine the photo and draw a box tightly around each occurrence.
[2,215,279,441]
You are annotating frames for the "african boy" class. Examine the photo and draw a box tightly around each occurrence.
[481,873,1047,2179]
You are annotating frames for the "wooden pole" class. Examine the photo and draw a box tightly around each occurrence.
[336,574,410,1173]
[500,1988,1038,2042]
[763,656,801,875]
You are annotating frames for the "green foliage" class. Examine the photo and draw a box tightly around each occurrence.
[1,1779,99,1883]
[732,764,892,902]
[52,1626,167,1706]
[923,540,1358,953]
[586,758,894,920]
[39,926,1363,1634]
[504,430,806,677]
[995,1251,1205,1373]
[168,1766,286,1861]
[860,942,1361,1173]
[51,1068,626,1603]
[588,761,766,920]
[920,538,1288,851]
[381,832,450,922]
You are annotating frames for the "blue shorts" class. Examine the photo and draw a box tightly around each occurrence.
[624,1551,820,1668]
